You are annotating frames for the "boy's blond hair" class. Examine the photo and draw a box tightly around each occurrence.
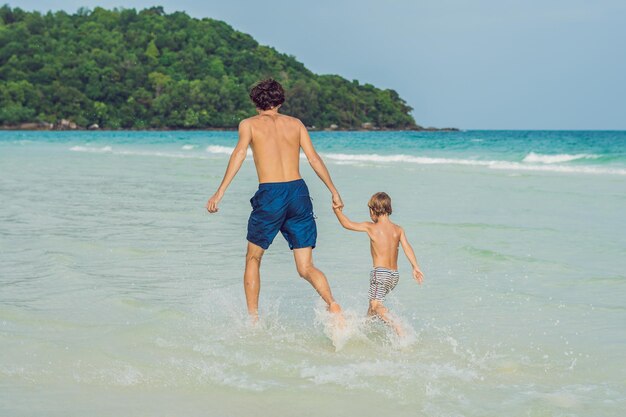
[368,192,392,217]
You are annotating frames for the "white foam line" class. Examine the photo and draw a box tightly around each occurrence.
[70,146,626,176]
[323,153,495,166]
[321,153,625,175]
[522,152,599,164]
[489,162,626,175]
[206,145,252,156]
[69,145,112,153]
[70,145,209,159]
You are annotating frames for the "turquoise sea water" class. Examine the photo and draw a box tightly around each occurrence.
[1,130,625,416]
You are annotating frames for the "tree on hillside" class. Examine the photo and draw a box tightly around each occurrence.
[0,5,418,129]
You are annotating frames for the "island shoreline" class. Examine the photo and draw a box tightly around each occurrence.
[0,125,460,132]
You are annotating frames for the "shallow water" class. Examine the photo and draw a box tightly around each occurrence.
[1,130,625,416]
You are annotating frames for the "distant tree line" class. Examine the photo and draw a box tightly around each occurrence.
[0,5,418,129]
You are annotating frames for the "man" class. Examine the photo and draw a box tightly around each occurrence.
[206,79,343,322]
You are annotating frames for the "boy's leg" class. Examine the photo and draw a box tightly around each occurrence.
[368,300,389,318]
[293,247,342,313]
[368,300,404,336]
[244,241,265,321]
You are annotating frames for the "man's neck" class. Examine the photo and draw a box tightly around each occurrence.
[258,108,279,116]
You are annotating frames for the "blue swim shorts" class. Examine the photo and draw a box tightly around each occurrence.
[247,178,317,250]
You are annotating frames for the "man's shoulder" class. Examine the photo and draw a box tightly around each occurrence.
[239,116,256,126]
[281,114,303,123]
[276,114,304,128]
[240,114,303,126]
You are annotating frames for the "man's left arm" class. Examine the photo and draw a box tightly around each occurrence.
[299,121,343,209]
[206,120,252,213]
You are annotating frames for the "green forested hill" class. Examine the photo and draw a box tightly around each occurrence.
[0,5,419,129]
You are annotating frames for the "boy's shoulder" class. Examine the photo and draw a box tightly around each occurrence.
[370,220,402,232]
[390,222,404,235]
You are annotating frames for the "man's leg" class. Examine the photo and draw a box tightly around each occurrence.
[244,241,265,320]
[293,247,342,313]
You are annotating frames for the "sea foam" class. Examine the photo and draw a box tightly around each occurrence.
[70,145,625,175]
[321,152,625,175]
[522,152,599,164]
[70,145,208,159]
[206,145,252,156]
[69,145,113,153]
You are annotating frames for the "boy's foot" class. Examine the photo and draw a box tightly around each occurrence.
[394,323,406,338]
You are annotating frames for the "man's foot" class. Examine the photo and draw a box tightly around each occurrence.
[248,311,259,326]
[327,301,345,328]
[328,301,342,314]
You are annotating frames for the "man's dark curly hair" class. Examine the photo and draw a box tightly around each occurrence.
[249,79,285,110]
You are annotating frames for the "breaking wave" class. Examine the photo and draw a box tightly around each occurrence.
[69,145,625,175]
[522,152,599,164]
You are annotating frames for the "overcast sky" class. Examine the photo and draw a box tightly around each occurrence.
[10,0,626,129]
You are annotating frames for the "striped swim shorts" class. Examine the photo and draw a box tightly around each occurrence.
[368,267,400,301]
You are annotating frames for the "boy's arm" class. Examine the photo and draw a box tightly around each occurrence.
[332,207,371,232]
[299,122,343,209]
[399,227,424,284]
[206,120,252,213]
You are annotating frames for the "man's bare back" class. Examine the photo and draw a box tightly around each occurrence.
[205,79,345,322]
[242,112,303,183]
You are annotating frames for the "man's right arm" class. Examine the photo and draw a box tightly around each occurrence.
[299,121,343,209]
[206,119,252,213]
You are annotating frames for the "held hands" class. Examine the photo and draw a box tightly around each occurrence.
[332,193,344,210]
[206,192,223,213]
[412,267,424,285]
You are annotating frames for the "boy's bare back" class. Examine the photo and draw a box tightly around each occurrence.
[366,219,403,270]
[333,193,423,284]
[243,113,303,184]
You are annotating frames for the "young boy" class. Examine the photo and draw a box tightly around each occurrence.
[333,192,424,335]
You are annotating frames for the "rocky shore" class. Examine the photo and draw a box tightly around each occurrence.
[1,120,459,132]
[0,119,101,131]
